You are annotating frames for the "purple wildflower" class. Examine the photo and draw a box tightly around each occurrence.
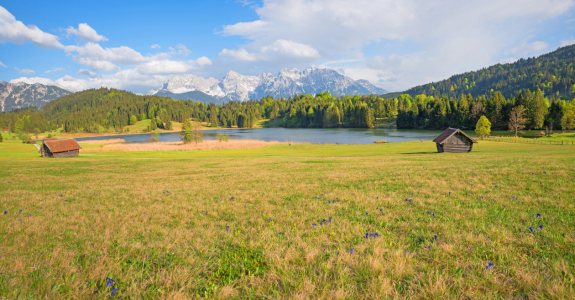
[529,227,534,232]
[486,262,494,269]
[536,213,541,218]
[3,211,6,215]
[111,287,118,297]
[539,224,543,229]
[106,278,115,287]
[350,248,355,255]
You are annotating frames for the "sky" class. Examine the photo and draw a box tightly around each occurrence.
[1,0,575,94]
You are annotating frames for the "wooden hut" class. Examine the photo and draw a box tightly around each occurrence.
[38,139,82,158]
[433,128,477,153]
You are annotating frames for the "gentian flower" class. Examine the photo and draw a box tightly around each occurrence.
[111,287,118,297]
[107,278,115,287]
[226,226,229,232]
[313,224,316,228]
[529,227,534,232]
[365,212,368,215]
[539,224,543,229]
[365,233,369,239]
[3,211,6,215]
[350,248,355,255]
[536,213,541,218]
[434,235,437,241]
[486,262,494,269]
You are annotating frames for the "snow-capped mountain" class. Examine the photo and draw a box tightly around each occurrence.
[147,67,386,102]
[0,81,72,112]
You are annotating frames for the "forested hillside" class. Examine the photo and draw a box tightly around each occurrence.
[399,44,575,99]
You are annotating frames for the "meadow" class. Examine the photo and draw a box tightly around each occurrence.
[1,138,574,299]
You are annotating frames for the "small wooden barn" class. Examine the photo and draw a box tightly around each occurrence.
[433,128,477,153]
[37,138,82,158]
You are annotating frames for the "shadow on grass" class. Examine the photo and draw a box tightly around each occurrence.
[400,152,438,155]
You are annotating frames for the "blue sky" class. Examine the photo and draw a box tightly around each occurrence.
[1,0,575,94]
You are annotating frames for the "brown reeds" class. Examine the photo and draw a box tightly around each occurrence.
[81,139,284,152]
[79,139,125,145]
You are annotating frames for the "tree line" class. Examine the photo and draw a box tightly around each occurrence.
[0,87,573,136]
[395,89,574,131]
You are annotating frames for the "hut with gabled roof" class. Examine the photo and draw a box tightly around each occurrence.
[433,128,477,153]
[38,138,82,158]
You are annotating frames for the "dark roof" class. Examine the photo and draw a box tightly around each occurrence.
[433,128,477,144]
[43,139,82,153]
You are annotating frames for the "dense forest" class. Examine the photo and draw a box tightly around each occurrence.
[394,44,575,100]
[0,87,573,135]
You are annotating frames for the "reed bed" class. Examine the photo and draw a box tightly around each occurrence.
[81,139,284,152]
[79,139,125,145]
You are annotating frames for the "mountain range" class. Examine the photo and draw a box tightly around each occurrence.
[0,81,71,112]
[146,67,387,102]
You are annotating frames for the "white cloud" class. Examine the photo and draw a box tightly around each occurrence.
[220,48,258,61]
[0,6,63,49]
[65,23,108,42]
[0,61,6,68]
[219,0,575,91]
[10,76,55,85]
[505,41,549,56]
[219,40,320,62]
[151,44,161,49]
[64,42,149,71]
[560,38,575,47]
[137,60,194,74]
[51,70,170,92]
[44,67,65,74]
[76,69,97,78]
[169,44,191,56]
[195,56,213,66]
[261,39,320,58]
[14,67,35,74]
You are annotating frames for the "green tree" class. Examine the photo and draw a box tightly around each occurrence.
[130,115,137,125]
[180,119,192,144]
[164,119,173,131]
[475,115,491,139]
[528,89,546,129]
[0,133,3,143]
[561,109,575,131]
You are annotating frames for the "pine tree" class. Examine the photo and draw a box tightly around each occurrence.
[529,89,546,129]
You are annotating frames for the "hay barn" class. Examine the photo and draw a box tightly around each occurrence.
[433,128,477,153]
[39,139,82,158]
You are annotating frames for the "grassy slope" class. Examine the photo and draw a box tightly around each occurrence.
[1,139,574,298]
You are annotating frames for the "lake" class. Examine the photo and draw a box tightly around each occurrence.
[75,128,447,144]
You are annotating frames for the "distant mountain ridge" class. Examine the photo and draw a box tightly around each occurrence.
[0,81,72,112]
[147,67,386,103]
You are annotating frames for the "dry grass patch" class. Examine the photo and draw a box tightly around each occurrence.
[81,139,285,152]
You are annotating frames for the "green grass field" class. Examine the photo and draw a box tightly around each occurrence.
[1,138,574,299]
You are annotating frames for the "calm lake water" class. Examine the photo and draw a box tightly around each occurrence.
[75,128,447,144]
